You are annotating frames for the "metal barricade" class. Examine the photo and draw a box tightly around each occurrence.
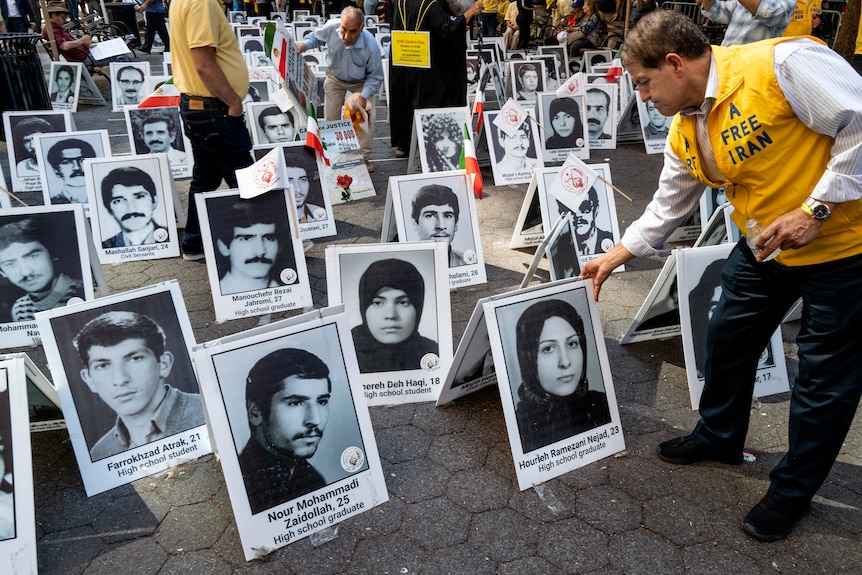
[0,33,50,139]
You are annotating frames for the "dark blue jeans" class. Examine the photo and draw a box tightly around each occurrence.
[693,238,862,504]
[179,95,253,237]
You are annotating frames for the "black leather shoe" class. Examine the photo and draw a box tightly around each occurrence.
[741,493,810,542]
[656,435,743,465]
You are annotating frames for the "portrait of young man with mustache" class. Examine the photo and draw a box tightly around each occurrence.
[100,167,168,249]
[207,194,295,296]
[45,138,96,204]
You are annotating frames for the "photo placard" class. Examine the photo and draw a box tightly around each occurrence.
[192,307,388,560]
[383,170,487,289]
[84,155,181,264]
[34,130,111,207]
[124,107,193,179]
[483,279,625,490]
[35,281,212,496]
[0,355,37,574]
[3,110,74,193]
[48,61,83,112]
[197,188,313,321]
[0,205,95,349]
[325,243,453,406]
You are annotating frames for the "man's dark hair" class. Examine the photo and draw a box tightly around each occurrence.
[245,348,331,425]
[411,185,459,223]
[208,195,283,249]
[13,117,53,140]
[621,10,711,70]
[73,311,166,366]
[0,218,43,252]
[257,106,294,131]
[586,88,611,111]
[47,138,97,171]
[137,110,178,139]
[116,65,145,83]
[518,63,538,85]
[55,65,75,82]
[100,167,157,210]
[497,118,533,143]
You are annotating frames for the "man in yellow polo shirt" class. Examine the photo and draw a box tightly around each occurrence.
[170,0,254,260]
[582,11,862,543]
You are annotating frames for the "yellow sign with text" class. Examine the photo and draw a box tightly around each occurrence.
[391,30,431,69]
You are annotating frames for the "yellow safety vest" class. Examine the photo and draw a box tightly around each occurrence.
[668,38,862,266]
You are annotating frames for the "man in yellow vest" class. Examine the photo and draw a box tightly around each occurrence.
[582,10,862,542]
[783,0,820,36]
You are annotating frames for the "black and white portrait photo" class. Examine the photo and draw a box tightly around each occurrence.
[637,95,673,154]
[198,188,312,320]
[48,62,83,112]
[36,283,211,495]
[125,107,191,178]
[415,108,469,174]
[677,243,789,410]
[3,110,73,192]
[205,192,297,296]
[508,61,545,105]
[110,62,150,111]
[0,209,91,333]
[465,57,480,100]
[539,93,588,164]
[529,54,559,91]
[387,171,487,288]
[484,280,624,490]
[537,45,568,82]
[85,155,180,263]
[248,102,299,146]
[585,85,617,149]
[34,130,111,206]
[486,111,543,186]
[191,311,387,559]
[325,243,453,405]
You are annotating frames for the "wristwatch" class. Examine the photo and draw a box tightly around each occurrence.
[801,197,831,222]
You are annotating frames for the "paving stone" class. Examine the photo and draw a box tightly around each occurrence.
[37,525,103,575]
[375,425,433,464]
[537,517,609,574]
[154,500,230,552]
[82,538,167,575]
[574,485,642,534]
[499,556,566,575]
[346,532,427,575]
[91,490,169,544]
[343,495,407,540]
[422,544,498,575]
[157,549,232,575]
[400,498,470,550]
[468,508,538,563]
[428,432,489,472]
[275,525,356,575]
[608,528,684,574]
[508,480,577,523]
[642,495,716,546]
[386,459,450,503]
[446,468,513,513]
[682,542,763,575]
[410,402,469,435]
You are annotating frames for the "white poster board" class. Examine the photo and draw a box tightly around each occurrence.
[325,243,452,406]
[34,130,112,207]
[383,170,487,289]
[0,205,95,349]
[35,281,212,496]
[48,61,83,112]
[484,278,625,490]
[677,244,790,409]
[3,110,74,193]
[0,355,37,575]
[84,155,181,264]
[192,307,388,560]
[197,188,313,322]
[124,107,194,179]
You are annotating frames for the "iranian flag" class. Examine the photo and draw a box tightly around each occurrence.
[270,26,289,84]
[604,53,624,83]
[459,124,483,199]
[305,103,330,166]
[472,85,485,140]
[137,77,181,108]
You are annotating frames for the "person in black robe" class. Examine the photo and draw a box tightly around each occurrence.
[513,298,611,452]
[351,258,438,373]
[388,0,484,156]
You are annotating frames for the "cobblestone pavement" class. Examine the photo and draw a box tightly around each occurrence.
[1,52,860,574]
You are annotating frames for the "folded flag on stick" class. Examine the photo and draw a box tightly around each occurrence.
[137,77,181,108]
[236,147,284,199]
[459,124,483,199]
[305,103,330,167]
[472,85,485,140]
[604,56,624,83]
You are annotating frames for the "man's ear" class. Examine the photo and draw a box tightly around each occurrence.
[666,53,685,75]
[80,368,97,394]
[247,401,263,427]
[217,238,231,257]
[158,351,174,379]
